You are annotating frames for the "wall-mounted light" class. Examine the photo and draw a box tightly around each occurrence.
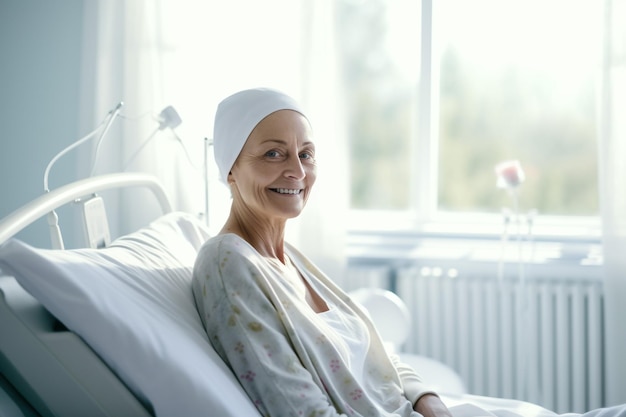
[124,105,184,170]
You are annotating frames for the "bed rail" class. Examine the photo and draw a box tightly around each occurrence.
[0,173,172,246]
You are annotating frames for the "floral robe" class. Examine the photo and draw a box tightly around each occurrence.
[192,234,434,417]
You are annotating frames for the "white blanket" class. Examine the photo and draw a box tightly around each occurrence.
[442,393,625,417]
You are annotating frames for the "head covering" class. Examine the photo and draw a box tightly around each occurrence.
[213,87,307,185]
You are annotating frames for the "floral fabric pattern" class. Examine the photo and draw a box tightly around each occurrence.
[192,234,433,417]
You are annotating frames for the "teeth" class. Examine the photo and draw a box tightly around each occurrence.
[273,188,301,195]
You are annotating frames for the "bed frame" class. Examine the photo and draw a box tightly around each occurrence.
[0,173,170,417]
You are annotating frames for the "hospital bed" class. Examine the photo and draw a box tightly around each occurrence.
[0,172,553,417]
[0,173,249,416]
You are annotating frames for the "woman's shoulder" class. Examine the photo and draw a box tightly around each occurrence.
[195,234,260,272]
[199,233,254,256]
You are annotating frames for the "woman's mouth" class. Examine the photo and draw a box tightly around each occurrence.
[270,188,302,195]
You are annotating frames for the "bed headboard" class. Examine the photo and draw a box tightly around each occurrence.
[0,173,172,248]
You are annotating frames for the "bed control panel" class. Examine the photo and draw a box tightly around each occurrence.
[78,195,111,249]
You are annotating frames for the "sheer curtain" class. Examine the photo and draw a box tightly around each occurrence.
[79,0,180,237]
[292,0,349,283]
[599,0,626,406]
[79,0,347,281]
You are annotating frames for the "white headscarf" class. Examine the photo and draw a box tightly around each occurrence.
[213,87,307,185]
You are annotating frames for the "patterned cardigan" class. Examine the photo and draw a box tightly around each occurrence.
[192,234,434,417]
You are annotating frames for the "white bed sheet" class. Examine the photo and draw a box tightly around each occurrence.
[442,393,625,417]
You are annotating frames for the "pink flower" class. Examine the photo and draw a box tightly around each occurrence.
[495,160,525,189]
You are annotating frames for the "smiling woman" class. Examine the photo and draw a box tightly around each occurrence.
[210,88,317,258]
[228,110,317,228]
[191,87,450,416]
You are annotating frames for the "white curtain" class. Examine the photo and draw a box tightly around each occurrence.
[291,0,349,283]
[79,0,347,281]
[599,0,626,406]
[79,0,182,237]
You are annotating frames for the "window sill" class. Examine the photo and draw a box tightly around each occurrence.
[346,211,602,274]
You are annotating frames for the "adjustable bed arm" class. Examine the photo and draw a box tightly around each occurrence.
[0,173,172,246]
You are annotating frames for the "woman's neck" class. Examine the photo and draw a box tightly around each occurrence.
[220,212,287,263]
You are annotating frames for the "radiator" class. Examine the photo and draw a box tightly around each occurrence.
[346,262,605,414]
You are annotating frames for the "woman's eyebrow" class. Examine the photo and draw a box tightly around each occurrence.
[261,139,315,148]
[261,139,287,145]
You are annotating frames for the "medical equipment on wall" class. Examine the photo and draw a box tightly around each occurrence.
[42,102,124,249]
[120,105,210,228]
[41,102,186,249]
[122,105,187,171]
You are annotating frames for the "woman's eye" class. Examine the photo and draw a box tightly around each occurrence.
[265,150,280,158]
[299,152,315,161]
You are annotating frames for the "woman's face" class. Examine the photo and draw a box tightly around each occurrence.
[229,110,316,221]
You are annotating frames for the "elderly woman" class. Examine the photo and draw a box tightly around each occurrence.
[192,87,451,417]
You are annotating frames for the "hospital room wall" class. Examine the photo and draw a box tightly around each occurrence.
[0,0,86,249]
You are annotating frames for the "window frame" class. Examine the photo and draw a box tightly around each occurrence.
[346,0,602,261]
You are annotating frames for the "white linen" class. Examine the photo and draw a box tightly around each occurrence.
[0,212,259,417]
[441,393,626,417]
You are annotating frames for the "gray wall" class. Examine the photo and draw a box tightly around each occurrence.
[0,0,85,248]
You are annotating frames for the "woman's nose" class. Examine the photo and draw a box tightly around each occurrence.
[284,155,306,180]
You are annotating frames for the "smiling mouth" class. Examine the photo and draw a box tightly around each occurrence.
[270,188,302,195]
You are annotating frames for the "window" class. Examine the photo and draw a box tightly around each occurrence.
[336,0,421,211]
[337,0,602,236]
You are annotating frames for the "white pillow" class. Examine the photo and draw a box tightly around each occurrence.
[0,212,259,417]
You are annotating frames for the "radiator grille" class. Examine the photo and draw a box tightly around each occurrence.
[346,262,605,413]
